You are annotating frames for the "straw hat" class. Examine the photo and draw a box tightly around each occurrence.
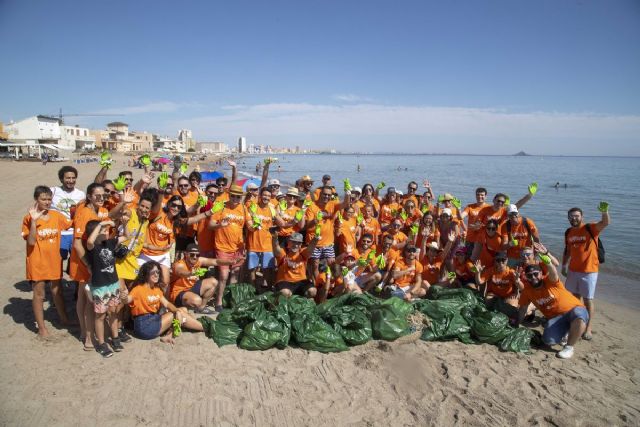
[229,184,244,196]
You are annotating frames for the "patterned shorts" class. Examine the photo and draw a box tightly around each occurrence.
[89,281,121,314]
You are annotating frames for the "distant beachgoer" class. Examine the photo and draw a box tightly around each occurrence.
[357,164,361,172]
[555,182,560,189]
[562,203,610,340]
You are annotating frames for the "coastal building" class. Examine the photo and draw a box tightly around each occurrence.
[238,137,247,153]
[197,142,227,153]
[59,125,96,150]
[154,135,186,152]
[177,129,195,151]
[104,122,153,152]
[4,115,62,145]
[89,129,111,150]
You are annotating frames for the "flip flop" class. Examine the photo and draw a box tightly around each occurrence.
[582,332,593,341]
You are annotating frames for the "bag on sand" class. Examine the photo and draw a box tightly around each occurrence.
[499,327,534,354]
[370,297,413,341]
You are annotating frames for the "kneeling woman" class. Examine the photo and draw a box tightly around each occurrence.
[127,261,203,344]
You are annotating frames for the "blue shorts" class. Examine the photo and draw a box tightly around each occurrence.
[247,251,275,270]
[175,280,203,307]
[542,306,589,345]
[60,234,73,260]
[133,313,162,340]
[310,245,336,260]
[565,271,598,299]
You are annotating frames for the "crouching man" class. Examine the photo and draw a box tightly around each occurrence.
[272,231,320,299]
[516,262,589,359]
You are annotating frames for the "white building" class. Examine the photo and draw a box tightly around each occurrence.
[60,125,96,150]
[177,129,195,151]
[238,137,247,153]
[5,115,61,144]
[197,142,227,153]
[155,135,186,152]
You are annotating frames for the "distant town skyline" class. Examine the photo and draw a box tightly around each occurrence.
[1,1,639,155]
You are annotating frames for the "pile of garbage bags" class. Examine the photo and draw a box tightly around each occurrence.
[198,284,535,354]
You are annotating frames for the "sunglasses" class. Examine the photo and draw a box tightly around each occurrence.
[392,223,402,228]
[486,227,497,231]
[496,200,505,204]
[525,272,540,277]
[361,240,372,244]
[150,269,160,275]
[91,194,106,199]
[207,192,217,196]
[178,184,190,188]
[321,193,332,197]
[124,178,134,182]
[169,203,183,209]
[409,187,417,191]
[188,252,199,257]
[165,183,174,188]
[495,258,507,263]
[230,195,242,199]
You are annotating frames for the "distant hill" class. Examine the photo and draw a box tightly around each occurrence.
[513,151,530,156]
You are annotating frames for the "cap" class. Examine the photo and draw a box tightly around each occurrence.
[300,175,313,182]
[396,190,404,196]
[494,251,508,260]
[442,193,454,202]
[440,208,452,217]
[352,186,362,194]
[289,232,304,243]
[507,204,519,214]
[186,243,199,252]
[286,187,299,197]
[247,182,259,190]
[343,248,359,259]
[387,187,396,193]
[322,174,331,181]
[276,191,284,199]
[426,241,440,251]
[229,184,244,196]
[268,179,281,186]
[524,264,542,273]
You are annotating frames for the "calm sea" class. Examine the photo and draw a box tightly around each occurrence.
[221,154,640,308]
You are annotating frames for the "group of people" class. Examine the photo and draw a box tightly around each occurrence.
[22,156,610,359]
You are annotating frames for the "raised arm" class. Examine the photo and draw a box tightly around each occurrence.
[514,182,538,209]
[259,159,270,189]
[227,159,237,187]
[594,201,610,233]
[94,164,109,184]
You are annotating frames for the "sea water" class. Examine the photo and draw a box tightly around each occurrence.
[223,154,640,308]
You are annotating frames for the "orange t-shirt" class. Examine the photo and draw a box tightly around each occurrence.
[337,216,358,253]
[355,198,381,216]
[169,259,200,303]
[519,277,584,319]
[69,205,109,282]
[565,224,600,273]
[196,217,215,254]
[143,213,174,256]
[415,228,439,253]
[360,217,381,247]
[453,257,475,281]
[305,200,340,246]
[393,257,423,288]
[477,232,504,268]
[212,203,247,253]
[481,266,517,298]
[129,285,163,316]
[421,254,444,285]
[501,217,538,259]
[22,211,72,281]
[478,205,506,226]
[278,205,303,237]
[463,202,489,243]
[382,230,408,249]
[375,247,400,271]
[246,204,275,252]
[379,202,400,225]
[275,249,309,283]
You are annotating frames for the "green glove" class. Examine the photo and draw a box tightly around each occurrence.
[303,199,312,209]
[511,238,519,246]
[504,195,511,206]
[356,213,364,225]
[336,211,344,222]
[264,157,271,165]
[315,223,322,237]
[249,203,258,214]
[528,182,538,196]
[194,267,209,278]
[375,254,386,269]
[409,223,419,236]
[294,210,304,221]
[113,175,127,191]
[99,152,112,169]
[279,199,287,210]
[376,182,386,190]
[316,211,323,221]
[180,163,188,175]
[172,318,182,337]
[252,216,262,229]
[438,194,445,203]
[538,254,551,265]
[343,178,352,192]
[367,251,375,261]
[420,205,429,214]
[357,258,368,267]
[400,211,408,221]
[341,267,349,277]
[140,154,151,167]
[391,209,398,217]
[197,195,206,208]
[211,201,225,214]
[447,271,456,280]
[451,197,461,210]
[598,201,609,213]
[158,172,169,189]
[470,266,478,273]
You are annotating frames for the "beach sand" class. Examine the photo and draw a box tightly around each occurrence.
[0,155,638,426]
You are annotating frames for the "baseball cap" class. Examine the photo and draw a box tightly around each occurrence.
[247,182,259,190]
[352,186,362,194]
[186,243,199,252]
[507,204,518,215]
[440,208,452,217]
[495,251,508,261]
[289,232,304,243]
[322,174,331,181]
[268,179,281,186]
[524,264,542,273]
[387,187,396,193]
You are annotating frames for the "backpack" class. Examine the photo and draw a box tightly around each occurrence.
[564,224,605,264]
[505,217,539,244]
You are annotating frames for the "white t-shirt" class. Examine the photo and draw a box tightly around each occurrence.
[50,186,85,235]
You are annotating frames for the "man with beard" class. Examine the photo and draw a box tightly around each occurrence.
[50,166,85,273]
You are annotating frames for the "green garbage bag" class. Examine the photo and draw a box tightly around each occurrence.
[285,295,317,317]
[239,313,290,351]
[465,306,511,344]
[327,305,373,346]
[199,316,243,347]
[427,286,479,307]
[223,283,256,308]
[229,297,268,327]
[370,297,413,341]
[291,313,348,353]
[413,299,473,343]
[499,327,534,353]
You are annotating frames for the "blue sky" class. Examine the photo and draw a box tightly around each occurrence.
[1,0,639,155]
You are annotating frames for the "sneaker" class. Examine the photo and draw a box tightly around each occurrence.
[557,345,574,359]
[195,307,215,315]
[561,334,569,346]
[96,343,114,358]
[110,338,124,352]
[118,329,132,343]
[215,305,224,313]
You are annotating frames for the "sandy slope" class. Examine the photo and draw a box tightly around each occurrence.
[0,156,638,426]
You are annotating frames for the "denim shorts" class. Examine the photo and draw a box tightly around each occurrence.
[60,233,73,260]
[542,306,590,345]
[565,271,598,299]
[175,280,203,307]
[247,251,275,270]
[134,313,162,340]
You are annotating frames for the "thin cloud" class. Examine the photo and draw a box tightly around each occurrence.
[332,94,374,103]
[95,101,201,115]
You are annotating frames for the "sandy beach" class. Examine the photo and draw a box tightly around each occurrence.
[0,155,638,426]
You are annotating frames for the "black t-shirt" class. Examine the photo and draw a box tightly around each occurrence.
[87,238,119,287]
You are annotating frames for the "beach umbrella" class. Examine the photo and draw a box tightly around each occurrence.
[155,157,171,164]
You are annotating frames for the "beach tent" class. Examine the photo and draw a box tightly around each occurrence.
[201,171,224,182]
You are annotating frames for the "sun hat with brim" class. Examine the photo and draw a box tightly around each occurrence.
[286,187,299,197]
[269,179,281,186]
[300,175,313,182]
[229,184,244,196]
[442,193,454,202]
[289,232,304,243]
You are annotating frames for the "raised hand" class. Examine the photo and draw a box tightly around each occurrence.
[533,241,547,254]
[473,260,484,273]
[376,182,386,190]
[99,151,112,169]
[423,179,431,188]
[140,154,152,167]
[528,182,538,196]
[598,201,609,213]
[294,210,304,221]
[158,172,169,189]
[113,175,127,191]
[447,230,456,242]
[302,199,312,210]
[197,195,207,208]
[179,163,189,175]
[356,212,364,225]
[343,178,352,192]
[123,187,136,204]
[29,203,43,221]
[142,172,154,185]
[451,197,461,210]
[504,195,511,206]
[211,201,225,214]
[226,159,236,168]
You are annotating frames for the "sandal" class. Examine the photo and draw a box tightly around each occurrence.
[582,332,593,341]
[196,307,215,315]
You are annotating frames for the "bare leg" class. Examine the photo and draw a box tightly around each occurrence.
[94,312,107,345]
[50,280,73,324]
[567,318,587,346]
[83,285,95,348]
[107,307,119,339]
[216,268,230,307]
[584,298,594,335]
[32,281,49,337]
